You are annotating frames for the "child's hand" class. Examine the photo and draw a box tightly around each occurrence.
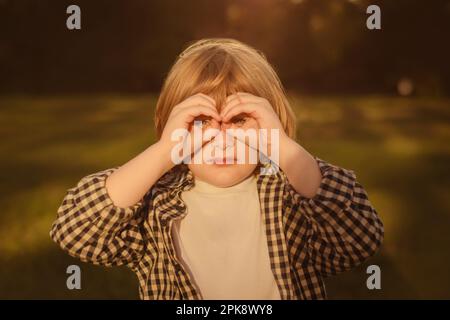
[105,93,221,208]
[159,93,222,148]
[220,92,290,156]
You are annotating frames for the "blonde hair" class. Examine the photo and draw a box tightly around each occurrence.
[155,38,296,139]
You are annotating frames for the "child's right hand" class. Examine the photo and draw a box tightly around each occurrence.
[159,93,222,148]
[104,94,220,208]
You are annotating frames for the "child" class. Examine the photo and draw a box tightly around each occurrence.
[50,38,384,300]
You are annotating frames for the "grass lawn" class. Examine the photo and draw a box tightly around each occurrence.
[0,94,449,299]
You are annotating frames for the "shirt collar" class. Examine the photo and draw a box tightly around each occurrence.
[154,161,288,219]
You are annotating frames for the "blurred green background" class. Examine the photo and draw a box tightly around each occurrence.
[0,0,449,299]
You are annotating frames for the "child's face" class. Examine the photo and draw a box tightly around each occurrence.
[187,115,259,187]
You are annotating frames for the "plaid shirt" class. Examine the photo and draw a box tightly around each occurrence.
[50,158,383,299]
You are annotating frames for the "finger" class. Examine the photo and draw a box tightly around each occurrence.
[188,126,224,164]
[222,103,260,123]
[183,118,220,162]
[186,93,216,109]
[174,99,220,118]
[188,127,220,159]
[224,130,255,152]
[175,94,216,111]
[225,92,260,106]
[184,102,220,117]
[223,95,262,115]
[196,93,216,106]
[184,105,222,123]
[171,103,219,123]
[173,103,217,119]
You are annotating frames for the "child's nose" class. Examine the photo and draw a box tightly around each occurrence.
[214,122,234,148]
[220,121,232,131]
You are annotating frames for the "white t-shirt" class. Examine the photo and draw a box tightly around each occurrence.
[171,174,281,300]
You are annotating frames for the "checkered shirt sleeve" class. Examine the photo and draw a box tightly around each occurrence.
[284,158,384,277]
[49,168,148,268]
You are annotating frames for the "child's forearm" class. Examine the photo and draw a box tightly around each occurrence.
[105,141,174,208]
[279,137,322,199]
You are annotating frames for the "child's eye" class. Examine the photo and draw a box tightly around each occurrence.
[193,116,212,127]
[231,116,247,126]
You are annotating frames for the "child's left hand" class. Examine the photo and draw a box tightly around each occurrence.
[222,92,285,133]
[220,92,291,155]
[221,92,322,197]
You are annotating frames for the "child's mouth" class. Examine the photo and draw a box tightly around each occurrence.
[210,157,237,165]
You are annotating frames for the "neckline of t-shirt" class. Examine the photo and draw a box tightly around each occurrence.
[191,174,257,194]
